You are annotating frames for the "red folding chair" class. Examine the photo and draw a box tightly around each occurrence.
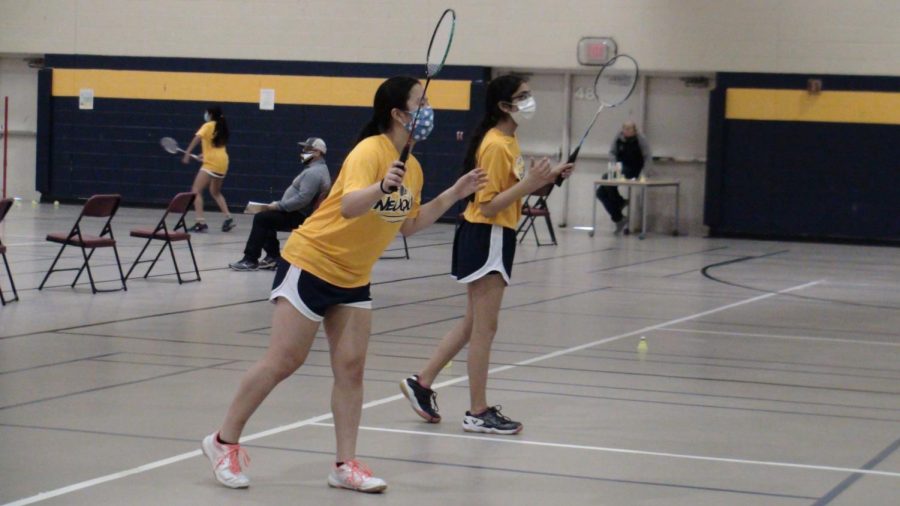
[0,198,19,305]
[39,194,127,294]
[126,192,200,284]
[516,183,557,246]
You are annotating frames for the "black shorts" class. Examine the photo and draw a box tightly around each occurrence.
[451,221,516,284]
[269,259,371,321]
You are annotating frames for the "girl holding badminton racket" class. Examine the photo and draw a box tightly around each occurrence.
[401,75,574,434]
[201,77,486,493]
[182,105,235,232]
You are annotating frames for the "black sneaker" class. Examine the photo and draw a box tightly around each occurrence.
[222,218,235,232]
[191,222,209,233]
[462,405,522,435]
[400,375,441,423]
[229,259,258,271]
[258,256,278,270]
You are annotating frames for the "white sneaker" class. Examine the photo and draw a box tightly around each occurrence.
[201,432,250,489]
[327,460,387,493]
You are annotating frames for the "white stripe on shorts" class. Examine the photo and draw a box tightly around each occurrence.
[456,224,510,285]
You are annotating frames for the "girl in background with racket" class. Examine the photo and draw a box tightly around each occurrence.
[401,75,573,434]
[201,77,486,493]
[181,105,235,232]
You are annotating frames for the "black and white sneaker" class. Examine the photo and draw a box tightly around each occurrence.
[400,375,441,423]
[462,405,522,435]
[222,218,235,232]
[258,256,278,270]
[229,259,258,271]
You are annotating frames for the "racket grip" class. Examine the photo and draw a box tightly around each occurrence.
[555,147,581,186]
[387,146,410,193]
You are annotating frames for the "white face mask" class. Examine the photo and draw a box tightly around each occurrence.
[204,112,211,122]
[301,152,315,164]
[509,96,536,123]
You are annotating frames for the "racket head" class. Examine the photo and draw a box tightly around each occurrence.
[425,8,456,78]
[160,137,179,154]
[593,54,639,107]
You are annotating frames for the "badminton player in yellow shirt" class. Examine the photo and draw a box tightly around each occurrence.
[201,76,486,493]
[401,75,573,434]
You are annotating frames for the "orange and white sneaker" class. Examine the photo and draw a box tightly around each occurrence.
[327,460,387,493]
[201,432,250,489]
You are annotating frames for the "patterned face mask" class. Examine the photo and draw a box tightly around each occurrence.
[404,106,435,142]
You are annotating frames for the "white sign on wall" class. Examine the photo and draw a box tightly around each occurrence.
[260,89,275,110]
[79,88,94,110]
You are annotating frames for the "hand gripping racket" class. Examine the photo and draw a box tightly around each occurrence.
[160,137,201,161]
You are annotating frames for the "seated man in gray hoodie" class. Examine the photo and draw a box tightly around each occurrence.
[229,137,332,271]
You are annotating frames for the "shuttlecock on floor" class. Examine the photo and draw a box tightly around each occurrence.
[637,336,648,359]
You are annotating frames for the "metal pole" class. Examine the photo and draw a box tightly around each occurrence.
[559,72,572,226]
[2,96,8,200]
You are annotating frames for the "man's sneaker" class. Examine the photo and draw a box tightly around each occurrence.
[614,217,628,235]
[222,218,235,232]
[191,222,209,233]
[258,256,278,270]
[201,432,250,489]
[229,259,258,271]
[400,374,441,422]
[327,460,387,493]
[462,405,522,435]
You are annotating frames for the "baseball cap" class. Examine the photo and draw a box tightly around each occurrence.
[299,137,327,154]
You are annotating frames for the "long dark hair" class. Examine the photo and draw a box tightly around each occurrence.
[355,76,420,145]
[461,75,524,181]
[207,105,229,147]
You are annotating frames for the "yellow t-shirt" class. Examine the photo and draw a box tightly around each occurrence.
[196,121,229,175]
[462,128,525,229]
[281,134,423,288]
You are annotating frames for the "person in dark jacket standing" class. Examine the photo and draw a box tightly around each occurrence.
[229,137,332,271]
[597,122,651,234]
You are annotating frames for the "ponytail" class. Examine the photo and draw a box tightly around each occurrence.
[206,105,229,147]
[355,76,420,146]
[462,75,525,200]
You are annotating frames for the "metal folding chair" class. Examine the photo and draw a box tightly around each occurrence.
[515,183,557,246]
[39,194,127,294]
[0,198,19,305]
[126,192,200,284]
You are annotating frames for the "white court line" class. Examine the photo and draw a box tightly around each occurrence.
[0,279,823,506]
[661,328,900,347]
[314,423,900,479]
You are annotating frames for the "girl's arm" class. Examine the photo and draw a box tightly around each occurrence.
[400,169,486,237]
[181,135,201,164]
[479,158,572,218]
[341,161,406,219]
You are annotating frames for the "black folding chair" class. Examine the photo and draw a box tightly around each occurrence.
[516,183,557,246]
[126,192,200,284]
[0,198,19,305]
[39,194,127,294]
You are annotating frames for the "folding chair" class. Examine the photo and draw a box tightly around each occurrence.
[0,198,19,305]
[39,194,127,294]
[516,183,557,246]
[126,192,200,284]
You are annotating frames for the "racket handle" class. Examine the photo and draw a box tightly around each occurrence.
[387,145,411,193]
[555,147,581,186]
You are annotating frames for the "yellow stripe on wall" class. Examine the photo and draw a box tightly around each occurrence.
[52,69,471,110]
[726,88,900,125]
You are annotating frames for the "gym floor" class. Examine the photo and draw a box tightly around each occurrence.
[1,204,898,505]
